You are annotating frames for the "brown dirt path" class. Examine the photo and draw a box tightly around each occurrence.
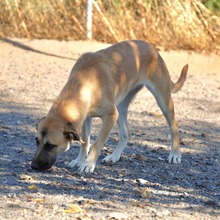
[0,38,220,219]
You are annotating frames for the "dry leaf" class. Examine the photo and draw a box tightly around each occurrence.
[180,136,197,146]
[34,198,44,203]
[118,169,128,177]
[27,197,44,203]
[64,204,84,214]
[140,188,150,198]
[190,137,197,143]
[28,185,38,190]
[132,202,152,208]
[148,112,163,117]
[19,174,33,180]
[134,154,148,161]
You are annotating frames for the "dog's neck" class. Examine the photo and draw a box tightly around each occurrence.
[49,100,87,133]
[48,72,92,133]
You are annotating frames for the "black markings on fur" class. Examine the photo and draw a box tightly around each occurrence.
[44,142,56,151]
[35,137,40,146]
[41,129,47,138]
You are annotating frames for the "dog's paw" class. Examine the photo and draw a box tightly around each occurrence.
[102,153,120,164]
[168,151,182,164]
[79,159,96,173]
[68,156,86,168]
[68,159,80,168]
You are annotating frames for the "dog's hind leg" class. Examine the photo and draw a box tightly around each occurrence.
[68,117,92,168]
[146,82,181,163]
[102,85,143,164]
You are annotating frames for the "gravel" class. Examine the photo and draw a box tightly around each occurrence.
[0,38,220,219]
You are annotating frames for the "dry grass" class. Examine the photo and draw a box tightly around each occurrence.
[0,0,220,52]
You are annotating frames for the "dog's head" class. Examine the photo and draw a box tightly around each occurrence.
[31,117,83,171]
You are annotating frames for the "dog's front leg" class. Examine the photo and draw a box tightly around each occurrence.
[68,117,92,168]
[79,109,118,173]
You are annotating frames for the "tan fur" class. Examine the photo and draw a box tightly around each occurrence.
[31,40,188,172]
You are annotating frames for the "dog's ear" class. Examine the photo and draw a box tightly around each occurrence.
[64,122,85,143]
[36,116,46,130]
[64,130,84,143]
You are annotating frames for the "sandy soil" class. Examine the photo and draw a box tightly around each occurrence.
[0,38,220,220]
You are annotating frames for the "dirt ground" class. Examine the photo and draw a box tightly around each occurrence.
[0,38,219,220]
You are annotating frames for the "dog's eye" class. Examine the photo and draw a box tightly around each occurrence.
[35,137,40,146]
[44,142,56,150]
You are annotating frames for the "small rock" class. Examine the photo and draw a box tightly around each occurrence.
[201,133,207,138]
[205,200,219,207]
[77,200,87,206]
[19,174,33,180]
[136,178,148,186]
[139,188,150,198]
[161,209,170,216]
[108,212,127,219]
[16,120,23,125]
[184,192,189,197]
[205,160,213,166]
[158,157,164,161]
[6,193,17,199]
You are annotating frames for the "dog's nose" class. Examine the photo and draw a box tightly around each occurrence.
[31,160,52,171]
[31,161,39,170]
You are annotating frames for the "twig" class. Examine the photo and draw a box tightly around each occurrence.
[93,0,121,41]
[14,0,30,38]
[192,1,216,41]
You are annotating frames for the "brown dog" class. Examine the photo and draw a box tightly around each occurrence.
[31,40,188,172]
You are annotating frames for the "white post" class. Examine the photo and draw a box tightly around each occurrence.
[86,0,93,40]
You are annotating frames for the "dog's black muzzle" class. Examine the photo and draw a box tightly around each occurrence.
[31,152,57,171]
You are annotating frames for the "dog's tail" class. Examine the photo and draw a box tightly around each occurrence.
[171,64,188,93]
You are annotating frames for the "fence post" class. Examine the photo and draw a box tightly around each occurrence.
[86,0,93,40]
